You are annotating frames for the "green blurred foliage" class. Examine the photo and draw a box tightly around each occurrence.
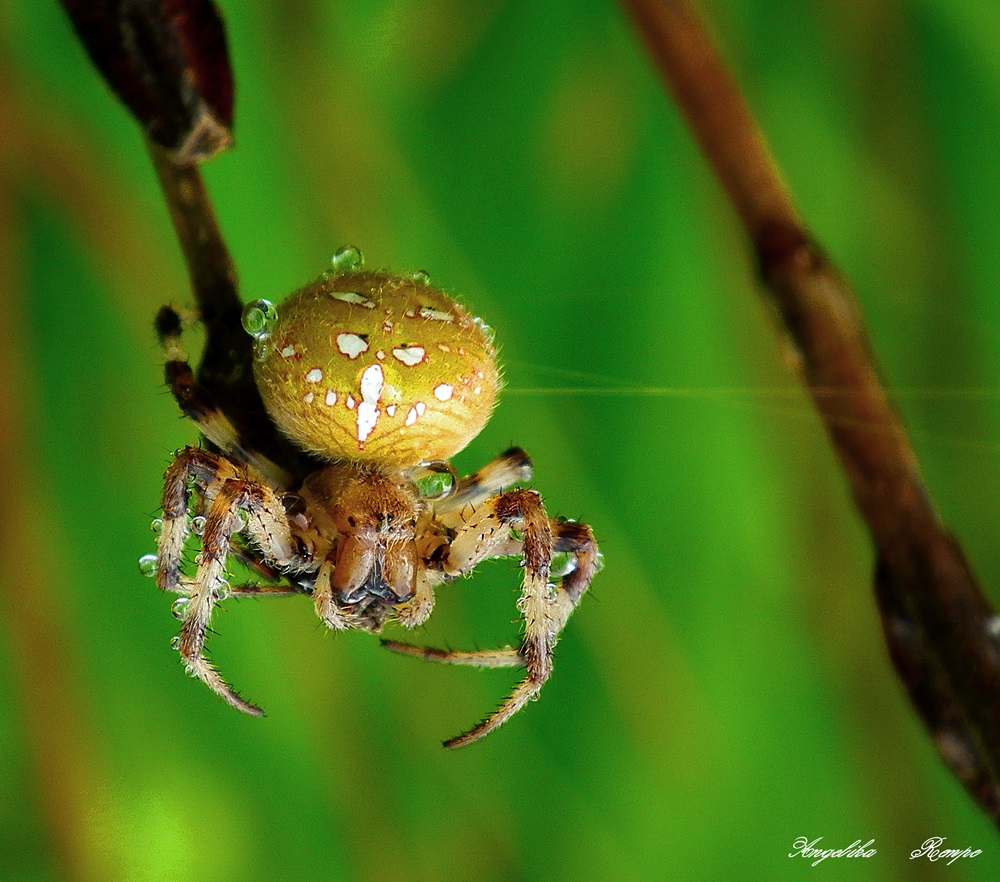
[1,1,999,879]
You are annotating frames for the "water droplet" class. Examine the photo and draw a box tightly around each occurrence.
[232,510,247,533]
[191,516,207,536]
[987,616,1000,637]
[409,269,431,286]
[150,517,163,534]
[171,597,191,620]
[184,663,199,678]
[213,580,231,601]
[169,635,181,650]
[473,315,496,346]
[593,551,605,574]
[413,462,456,499]
[549,551,577,579]
[330,245,364,274]
[241,299,278,339]
[138,554,158,577]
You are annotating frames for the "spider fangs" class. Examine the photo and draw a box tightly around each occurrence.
[146,250,600,747]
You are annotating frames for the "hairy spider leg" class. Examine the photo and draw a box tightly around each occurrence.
[156,305,291,488]
[434,447,533,522]
[157,446,234,592]
[158,446,301,714]
[384,490,598,748]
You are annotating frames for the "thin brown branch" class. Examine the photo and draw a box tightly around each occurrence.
[624,0,1000,821]
[148,143,247,384]
[148,145,310,467]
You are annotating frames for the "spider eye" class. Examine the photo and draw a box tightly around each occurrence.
[249,254,500,468]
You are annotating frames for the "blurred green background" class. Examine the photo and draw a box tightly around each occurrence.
[2,0,1000,879]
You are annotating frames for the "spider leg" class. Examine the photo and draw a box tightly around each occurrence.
[157,446,234,592]
[384,490,599,748]
[381,643,521,668]
[158,449,300,714]
[156,305,291,488]
[176,476,264,715]
[226,582,304,598]
[434,447,532,524]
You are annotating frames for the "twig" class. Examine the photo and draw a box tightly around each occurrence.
[624,0,1000,821]
[61,0,298,461]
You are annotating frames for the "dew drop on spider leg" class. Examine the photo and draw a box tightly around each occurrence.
[329,245,364,274]
[593,551,605,574]
[171,597,190,620]
[138,554,158,577]
[549,551,577,579]
[409,269,431,286]
[241,299,278,340]
[191,516,207,536]
[150,518,163,534]
[169,635,181,650]
[413,461,456,499]
[213,579,231,601]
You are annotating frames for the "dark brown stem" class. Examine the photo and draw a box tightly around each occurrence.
[624,0,1000,821]
[148,144,298,464]
[148,143,245,372]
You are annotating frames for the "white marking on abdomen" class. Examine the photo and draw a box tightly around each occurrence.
[356,364,385,443]
[419,306,454,322]
[332,291,375,309]
[392,345,426,367]
[337,333,369,359]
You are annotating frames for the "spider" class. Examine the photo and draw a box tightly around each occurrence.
[142,247,600,747]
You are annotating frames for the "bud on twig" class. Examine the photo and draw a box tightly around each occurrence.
[60,0,234,164]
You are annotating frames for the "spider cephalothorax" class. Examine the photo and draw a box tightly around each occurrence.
[144,248,600,747]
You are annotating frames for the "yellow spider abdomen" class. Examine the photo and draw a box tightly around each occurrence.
[245,253,500,467]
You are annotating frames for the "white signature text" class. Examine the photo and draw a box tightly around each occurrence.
[910,837,982,865]
[789,837,877,867]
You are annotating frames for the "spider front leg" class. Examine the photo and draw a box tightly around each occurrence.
[156,305,291,487]
[157,447,299,714]
[384,489,599,748]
